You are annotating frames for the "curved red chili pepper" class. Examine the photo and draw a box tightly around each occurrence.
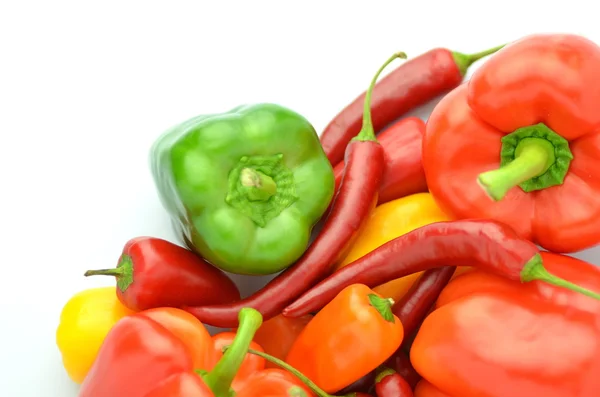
[182,53,407,328]
[282,219,600,317]
[385,351,421,390]
[320,45,504,166]
[393,266,456,340]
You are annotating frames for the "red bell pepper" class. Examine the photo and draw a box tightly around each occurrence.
[422,33,600,253]
[410,252,600,397]
[84,236,240,311]
[79,307,312,397]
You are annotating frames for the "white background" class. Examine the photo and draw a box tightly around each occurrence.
[2,1,600,396]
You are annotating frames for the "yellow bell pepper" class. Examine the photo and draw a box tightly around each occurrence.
[335,192,468,303]
[55,286,135,384]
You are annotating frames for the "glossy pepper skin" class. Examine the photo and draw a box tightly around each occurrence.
[252,313,313,368]
[423,33,600,253]
[320,45,504,166]
[79,307,312,397]
[182,53,405,328]
[150,103,335,275]
[334,193,462,304]
[56,287,135,384]
[331,117,428,208]
[84,237,240,311]
[286,284,404,393]
[411,252,600,397]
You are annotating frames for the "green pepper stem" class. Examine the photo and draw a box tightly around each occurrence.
[368,294,396,323]
[240,168,277,201]
[83,268,123,277]
[353,52,407,143]
[374,367,396,384]
[452,44,505,76]
[202,308,263,397]
[478,138,556,201]
[230,347,355,397]
[84,254,134,293]
[521,253,600,301]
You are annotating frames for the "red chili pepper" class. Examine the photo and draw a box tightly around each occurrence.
[385,351,421,390]
[320,45,504,166]
[331,117,427,207]
[183,52,407,328]
[393,266,456,340]
[282,219,600,317]
[84,236,240,311]
[374,368,413,397]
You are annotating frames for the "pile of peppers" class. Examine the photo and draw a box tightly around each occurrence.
[56,33,600,397]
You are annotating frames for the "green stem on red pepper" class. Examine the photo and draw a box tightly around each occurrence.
[353,52,407,143]
[233,347,363,397]
[200,308,263,397]
[84,254,134,292]
[478,123,573,201]
[521,254,600,300]
[452,44,506,76]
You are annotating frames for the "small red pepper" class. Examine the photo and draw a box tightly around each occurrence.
[374,368,413,397]
[79,307,313,397]
[320,44,504,165]
[283,219,600,317]
[84,236,240,311]
[331,117,427,207]
[183,52,406,328]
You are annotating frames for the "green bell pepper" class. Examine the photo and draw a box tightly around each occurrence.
[150,103,335,275]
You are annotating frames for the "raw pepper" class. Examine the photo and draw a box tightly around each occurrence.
[55,287,135,384]
[252,313,313,368]
[79,307,313,397]
[84,236,240,311]
[410,252,600,397]
[334,193,468,303]
[286,284,404,393]
[423,33,600,253]
[150,104,335,275]
[414,381,451,397]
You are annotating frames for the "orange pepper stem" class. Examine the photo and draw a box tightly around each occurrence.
[235,347,358,397]
[201,308,263,397]
[352,52,407,142]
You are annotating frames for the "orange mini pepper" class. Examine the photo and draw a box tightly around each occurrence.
[411,252,600,397]
[286,284,404,393]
